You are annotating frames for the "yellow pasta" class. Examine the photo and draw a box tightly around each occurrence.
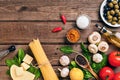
[29,39,59,80]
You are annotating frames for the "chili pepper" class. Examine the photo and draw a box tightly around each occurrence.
[52,27,63,33]
[60,14,66,24]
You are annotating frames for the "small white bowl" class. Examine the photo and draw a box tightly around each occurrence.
[100,0,120,27]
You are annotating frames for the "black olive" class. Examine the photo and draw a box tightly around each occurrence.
[103,13,107,17]
[104,9,107,13]
[114,13,119,17]
[104,5,108,10]
[107,0,112,3]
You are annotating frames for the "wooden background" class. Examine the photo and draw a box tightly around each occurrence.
[0,0,120,80]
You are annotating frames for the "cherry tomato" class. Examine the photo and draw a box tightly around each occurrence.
[99,67,114,80]
[108,51,120,67]
[113,72,120,80]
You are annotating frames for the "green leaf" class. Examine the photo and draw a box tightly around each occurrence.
[34,69,41,79]
[6,69,10,76]
[5,59,19,67]
[80,43,91,62]
[60,46,74,54]
[91,52,108,73]
[18,49,25,64]
[28,65,41,79]
[71,61,78,67]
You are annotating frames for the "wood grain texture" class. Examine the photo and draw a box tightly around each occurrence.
[0,0,103,21]
[0,22,120,44]
[0,0,120,80]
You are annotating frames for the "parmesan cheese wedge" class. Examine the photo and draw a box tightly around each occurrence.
[15,67,24,76]
[10,65,35,80]
[23,54,33,64]
[21,62,30,70]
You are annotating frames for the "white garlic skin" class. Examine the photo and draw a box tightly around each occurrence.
[88,31,101,44]
[59,55,70,66]
[98,41,109,52]
[60,67,69,77]
[88,44,98,54]
[93,53,103,63]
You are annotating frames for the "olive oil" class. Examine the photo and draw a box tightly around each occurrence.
[96,24,120,48]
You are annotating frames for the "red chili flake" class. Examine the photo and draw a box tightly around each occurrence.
[60,14,66,24]
[52,27,63,33]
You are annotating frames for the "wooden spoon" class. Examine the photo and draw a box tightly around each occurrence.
[75,54,99,80]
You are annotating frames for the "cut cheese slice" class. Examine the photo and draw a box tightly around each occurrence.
[15,67,24,76]
[10,65,35,80]
[21,62,30,70]
[23,54,33,64]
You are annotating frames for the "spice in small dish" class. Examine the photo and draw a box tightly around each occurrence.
[66,28,80,43]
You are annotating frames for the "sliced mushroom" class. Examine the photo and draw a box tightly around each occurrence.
[98,41,109,52]
[93,53,103,63]
[88,31,101,44]
[88,44,98,54]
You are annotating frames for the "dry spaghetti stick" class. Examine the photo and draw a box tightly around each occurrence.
[29,39,59,80]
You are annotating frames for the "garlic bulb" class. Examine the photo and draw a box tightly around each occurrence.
[88,44,98,54]
[59,55,70,66]
[93,53,103,63]
[88,31,101,44]
[98,41,109,52]
[58,67,69,78]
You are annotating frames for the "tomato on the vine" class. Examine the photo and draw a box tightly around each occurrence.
[113,72,120,80]
[108,51,120,67]
[99,67,114,80]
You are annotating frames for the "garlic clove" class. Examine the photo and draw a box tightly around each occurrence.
[98,41,109,52]
[88,44,98,54]
[88,32,101,44]
[59,55,70,66]
[58,67,69,78]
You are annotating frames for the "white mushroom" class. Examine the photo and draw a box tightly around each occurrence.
[88,44,98,54]
[59,55,70,66]
[93,53,103,63]
[88,31,101,44]
[58,67,69,78]
[98,41,109,52]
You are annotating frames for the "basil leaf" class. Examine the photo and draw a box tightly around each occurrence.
[91,52,108,73]
[34,69,41,79]
[28,65,41,79]
[5,59,19,67]
[6,69,10,76]
[80,43,91,62]
[60,46,74,54]
[18,49,25,64]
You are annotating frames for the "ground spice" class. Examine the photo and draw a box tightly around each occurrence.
[66,28,80,43]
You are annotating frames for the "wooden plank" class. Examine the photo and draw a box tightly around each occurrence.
[0,22,120,44]
[0,0,103,21]
[0,44,119,66]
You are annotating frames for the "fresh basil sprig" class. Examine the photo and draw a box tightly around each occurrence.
[5,48,41,79]
[60,46,74,54]
[28,65,41,79]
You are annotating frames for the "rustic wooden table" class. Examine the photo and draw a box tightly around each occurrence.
[0,0,120,80]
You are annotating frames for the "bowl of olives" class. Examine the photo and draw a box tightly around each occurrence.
[100,0,120,27]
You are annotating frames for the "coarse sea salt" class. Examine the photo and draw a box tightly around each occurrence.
[76,15,90,29]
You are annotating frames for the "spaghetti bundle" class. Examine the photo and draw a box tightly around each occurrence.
[29,39,59,80]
